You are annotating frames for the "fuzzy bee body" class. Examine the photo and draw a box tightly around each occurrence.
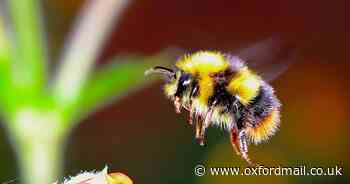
[146,50,282,166]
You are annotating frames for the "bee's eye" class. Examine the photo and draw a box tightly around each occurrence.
[179,73,191,86]
[183,79,191,86]
[175,73,191,97]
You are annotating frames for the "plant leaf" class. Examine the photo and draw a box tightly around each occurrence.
[61,54,173,124]
[8,0,46,93]
[0,16,15,117]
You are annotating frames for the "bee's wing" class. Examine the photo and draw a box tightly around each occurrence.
[235,37,297,82]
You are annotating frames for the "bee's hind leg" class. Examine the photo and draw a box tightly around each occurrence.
[238,130,257,166]
[230,128,257,167]
[230,128,241,156]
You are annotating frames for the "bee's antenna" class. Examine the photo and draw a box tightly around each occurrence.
[145,66,175,79]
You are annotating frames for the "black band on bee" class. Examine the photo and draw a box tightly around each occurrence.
[247,83,280,122]
[208,83,236,111]
[208,82,246,129]
[174,73,191,97]
[189,80,199,98]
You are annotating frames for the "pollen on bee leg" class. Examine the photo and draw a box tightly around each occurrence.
[174,97,182,113]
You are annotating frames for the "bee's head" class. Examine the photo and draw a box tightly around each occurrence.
[145,66,193,101]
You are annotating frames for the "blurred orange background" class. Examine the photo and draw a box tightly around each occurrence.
[0,0,348,183]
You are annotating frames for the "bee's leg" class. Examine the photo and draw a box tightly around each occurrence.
[194,114,204,145]
[178,103,193,125]
[174,96,182,113]
[198,99,217,144]
[230,127,241,156]
[230,128,256,166]
[204,108,214,129]
[197,107,214,146]
[238,130,257,166]
[188,107,194,125]
[188,84,199,125]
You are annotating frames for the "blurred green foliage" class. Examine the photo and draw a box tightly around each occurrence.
[0,0,172,183]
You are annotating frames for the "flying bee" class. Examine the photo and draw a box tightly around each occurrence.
[145,38,295,166]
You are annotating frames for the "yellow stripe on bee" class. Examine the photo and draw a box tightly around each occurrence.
[176,51,229,75]
[198,76,214,105]
[246,109,280,145]
[212,108,233,130]
[226,67,261,105]
[164,80,178,97]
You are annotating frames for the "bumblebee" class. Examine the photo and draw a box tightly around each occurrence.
[146,39,292,166]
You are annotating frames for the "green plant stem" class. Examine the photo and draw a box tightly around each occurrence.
[8,108,67,184]
[15,135,64,184]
